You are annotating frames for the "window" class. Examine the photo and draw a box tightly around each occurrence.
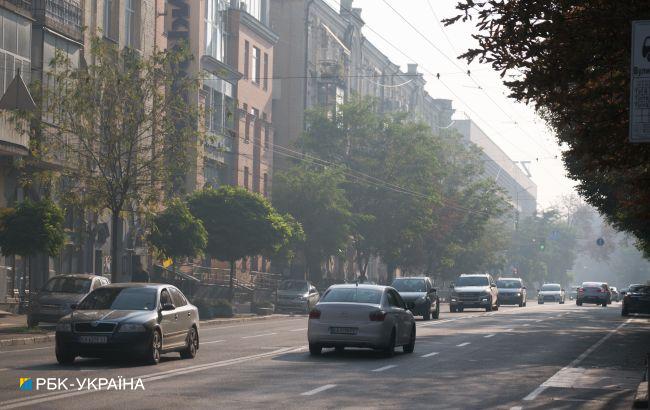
[244,166,249,189]
[205,0,227,61]
[262,112,269,148]
[170,288,187,307]
[263,52,269,90]
[202,73,234,133]
[242,0,262,21]
[244,41,250,79]
[125,0,140,49]
[160,289,173,307]
[263,173,268,197]
[0,9,31,96]
[243,103,250,142]
[252,46,260,84]
[103,0,118,41]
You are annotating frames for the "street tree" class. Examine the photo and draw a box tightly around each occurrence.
[14,35,199,282]
[187,186,293,301]
[444,1,650,256]
[148,198,208,269]
[0,199,64,292]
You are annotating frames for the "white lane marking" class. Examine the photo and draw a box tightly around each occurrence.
[289,328,307,332]
[523,324,530,327]
[372,365,397,372]
[510,406,523,410]
[535,319,543,323]
[505,328,514,332]
[0,368,9,371]
[200,318,303,332]
[202,340,225,345]
[0,346,300,409]
[484,334,495,338]
[420,352,439,358]
[521,319,630,402]
[0,346,50,354]
[301,384,337,396]
[241,332,277,339]
[456,342,470,347]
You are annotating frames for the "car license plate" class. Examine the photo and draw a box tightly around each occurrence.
[330,327,357,335]
[78,335,107,344]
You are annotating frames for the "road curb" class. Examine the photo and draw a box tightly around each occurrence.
[0,314,298,348]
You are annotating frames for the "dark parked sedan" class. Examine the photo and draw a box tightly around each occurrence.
[622,284,650,316]
[55,283,199,365]
[391,277,439,320]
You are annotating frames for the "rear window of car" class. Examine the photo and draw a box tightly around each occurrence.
[320,288,382,304]
[541,284,561,291]
[456,276,489,286]
[497,279,521,289]
[629,285,650,294]
[43,277,92,294]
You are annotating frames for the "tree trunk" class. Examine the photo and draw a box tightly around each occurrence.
[110,210,120,283]
[229,260,235,303]
[386,262,396,285]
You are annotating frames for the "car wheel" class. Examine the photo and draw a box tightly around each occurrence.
[518,299,524,307]
[459,307,464,313]
[621,307,629,316]
[602,302,607,307]
[403,326,415,354]
[423,310,431,321]
[27,316,38,328]
[146,329,162,365]
[309,343,322,356]
[450,306,456,313]
[433,302,440,319]
[180,327,198,359]
[55,342,76,365]
[577,301,582,306]
[485,303,492,312]
[384,329,396,357]
[560,299,565,304]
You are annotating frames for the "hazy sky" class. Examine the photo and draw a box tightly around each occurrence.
[323,0,577,208]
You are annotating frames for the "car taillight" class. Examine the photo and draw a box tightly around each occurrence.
[309,309,321,319]
[369,310,387,321]
[578,288,584,293]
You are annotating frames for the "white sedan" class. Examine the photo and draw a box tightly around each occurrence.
[307,284,416,356]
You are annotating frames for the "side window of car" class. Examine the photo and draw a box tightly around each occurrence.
[394,291,407,309]
[170,288,187,307]
[386,291,397,308]
[160,289,173,307]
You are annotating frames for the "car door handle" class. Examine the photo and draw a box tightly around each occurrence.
[174,314,178,320]
[187,312,191,317]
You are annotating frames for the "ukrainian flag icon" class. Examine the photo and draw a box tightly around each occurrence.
[19,378,32,391]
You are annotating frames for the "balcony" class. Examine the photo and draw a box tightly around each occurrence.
[0,112,28,156]
[32,0,83,40]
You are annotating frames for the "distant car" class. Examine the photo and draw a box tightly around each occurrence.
[449,273,499,312]
[568,286,580,300]
[28,274,110,328]
[307,284,416,356]
[496,277,526,307]
[275,279,320,314]
[537,283,565,304]
[610,287,620,302]
[391,277,440,320]
[576,282,611,307]
[621,284,650,316]
[55,283,199,365]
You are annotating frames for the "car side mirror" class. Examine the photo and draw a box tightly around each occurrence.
[70,303,77,310]
[429,288,437,293]
[162,303,175,311]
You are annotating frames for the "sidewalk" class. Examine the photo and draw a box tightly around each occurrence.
[0,312,297,347]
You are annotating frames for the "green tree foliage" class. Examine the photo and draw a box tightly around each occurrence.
[188,186,293,300]
[444,1,650,256]
[0,199,64,257]
[268,213,306,274]
[148,199,207,262]
[15,35,199,281]
[273,166,351,281]
[508,210,578,286]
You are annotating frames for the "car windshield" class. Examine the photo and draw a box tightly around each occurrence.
[279,281,309,292]
[391,279,427,292]
[320,288,382,304]
[456,276,489,287]
[43,277,91,294]
[629,285,650,294]
[77,287,158,311]
[541,284,561,291]
[497,280,521,289]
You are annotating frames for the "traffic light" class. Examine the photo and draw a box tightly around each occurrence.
[539,238,546,251]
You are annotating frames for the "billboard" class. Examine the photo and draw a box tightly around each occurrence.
[630,21,650,142]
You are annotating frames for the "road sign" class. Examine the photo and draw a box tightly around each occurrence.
[630,21,650,142]
[596,237,605,247]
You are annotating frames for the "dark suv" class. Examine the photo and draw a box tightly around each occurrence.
[576,282,611,307]
[391,277,440,320]
[496,277,526,307]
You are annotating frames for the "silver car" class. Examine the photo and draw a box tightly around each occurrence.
[275,280,320,314]
[307,284,416,356]
[28,274,110,327]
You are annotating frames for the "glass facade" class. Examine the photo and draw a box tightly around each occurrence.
[205,0,228,62]
[0,8,31,96]
[202,72,235,134]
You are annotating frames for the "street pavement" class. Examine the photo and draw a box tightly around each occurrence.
[0,301,648,409]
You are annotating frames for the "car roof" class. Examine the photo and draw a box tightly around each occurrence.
[542,283,561,286]
[459,273,490,277]
[327,284,389,291]
[101,283,169,290]
[582,281,606,286]
[393,277,428,280]
[48,274,99,280]
[497,277,522,281]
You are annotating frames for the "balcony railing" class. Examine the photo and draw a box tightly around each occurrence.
[32,0,83,39]
[6,0,32,11]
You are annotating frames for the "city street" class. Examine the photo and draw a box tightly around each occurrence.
[0,302,648,409]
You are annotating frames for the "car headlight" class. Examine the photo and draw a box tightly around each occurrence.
[118,323,146,332]
[56,322,72,332]
[517,293,521,297]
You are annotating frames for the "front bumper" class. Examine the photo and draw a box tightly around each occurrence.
[56,331,152,357]
[307,320,391,349]
[538,295,561,303]
[449,299,491,309]
[498,294,523,305]
[578,296,607,304]
[623,301,650,314]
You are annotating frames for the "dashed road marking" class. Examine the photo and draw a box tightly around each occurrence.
[484,334,495,338]
[0,346,50,354]
[420,352,439,358]
[289,328,307,332]
[301,384,337,396]
[241,332,277,339]
[456,342,470,347]
[372,365,397,372]
[202,340,226,345]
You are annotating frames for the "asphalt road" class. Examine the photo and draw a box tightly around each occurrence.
[0,301,648,410]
